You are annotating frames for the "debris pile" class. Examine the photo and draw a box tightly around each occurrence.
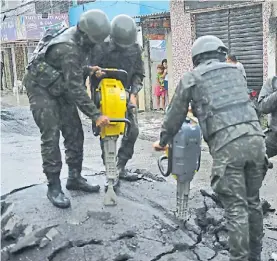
[1,179,276,261]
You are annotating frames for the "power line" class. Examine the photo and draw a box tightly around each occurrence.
[83,0,118,11]
[124,0,168,13]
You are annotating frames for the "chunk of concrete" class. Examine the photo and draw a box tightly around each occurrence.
[1,203,14,228]
[1,247,11,261]
[206,208,225,226]
[217,230,228,249]
[10,227,52,254]
[2,214,26,240]
[185,215,202,235]
[45,227,60,241]
[166,229,196,248]
[194,243,216,261]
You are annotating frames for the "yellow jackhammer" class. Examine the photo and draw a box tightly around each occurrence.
[92,68,131,206]
[157,111,202,221]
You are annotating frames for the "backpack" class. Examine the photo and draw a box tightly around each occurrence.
[28,26,68,67]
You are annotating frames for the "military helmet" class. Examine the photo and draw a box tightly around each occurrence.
[110,14,137,48]
[192,35,228,60]
[78,9,111,44]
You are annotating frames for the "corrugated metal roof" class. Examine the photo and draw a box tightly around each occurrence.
[133,11,170,19]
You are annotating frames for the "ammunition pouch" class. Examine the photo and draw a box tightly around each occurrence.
[27,60,62,89]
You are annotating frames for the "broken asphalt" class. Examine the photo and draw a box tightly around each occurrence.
[1,93,277,261]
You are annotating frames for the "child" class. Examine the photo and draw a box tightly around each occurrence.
[154,64,166,110]
[162,59,168,106]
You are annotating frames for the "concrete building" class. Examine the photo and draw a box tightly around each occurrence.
[0,1,70,90]
[170,0,277,91]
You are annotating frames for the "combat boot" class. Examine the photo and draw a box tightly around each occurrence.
[66,168,100,193]
[117,158,139,181]
[46,173,71,209]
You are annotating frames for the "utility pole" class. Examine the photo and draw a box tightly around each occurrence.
[49,0,53,13]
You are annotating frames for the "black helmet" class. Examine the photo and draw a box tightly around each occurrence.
[192,35,228,62]
[78,9,111,44]
[110,14,137,48]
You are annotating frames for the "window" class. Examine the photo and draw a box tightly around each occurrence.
[35,0,50,14]
[35,0,70,14]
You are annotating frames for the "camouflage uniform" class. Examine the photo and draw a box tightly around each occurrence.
[23,27,101,175]
[91,41,144,168]
[258,76,277,158]
[159,60,267,261]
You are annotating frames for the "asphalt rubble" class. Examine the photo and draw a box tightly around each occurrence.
[1,103,277,261]
[1,172,276,261]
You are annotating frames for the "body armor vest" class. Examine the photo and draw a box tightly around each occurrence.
[191,60,259,142]
[26,27,77,88]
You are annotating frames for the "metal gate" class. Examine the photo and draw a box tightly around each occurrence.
[195,4,263,90]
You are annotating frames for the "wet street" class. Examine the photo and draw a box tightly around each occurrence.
[1,93,277,261]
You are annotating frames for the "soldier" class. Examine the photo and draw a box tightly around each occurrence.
[258,76,277,158]
[226,54,246,79]
[90,14,145,188]
[22,10,111,209]
[153,35,268,261]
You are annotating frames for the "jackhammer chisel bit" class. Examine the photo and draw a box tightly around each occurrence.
[103,137,118,206]
[176,180,190,221]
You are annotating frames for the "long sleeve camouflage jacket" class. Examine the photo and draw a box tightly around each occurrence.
[258,76,277,131]
[46,43,101,121]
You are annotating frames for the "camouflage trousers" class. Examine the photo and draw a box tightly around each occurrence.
[210,136,267,261]
[24,77,84,174]
[265,130,277,158]
[100,107,139,165]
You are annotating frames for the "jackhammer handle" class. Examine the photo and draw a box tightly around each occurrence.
[109,118,131,137]
[92,118,131,137]
[197,154,201,172]
[92,124,100,136]
[157,155,172,177]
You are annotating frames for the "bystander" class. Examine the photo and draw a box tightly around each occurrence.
[226,54,246,79]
